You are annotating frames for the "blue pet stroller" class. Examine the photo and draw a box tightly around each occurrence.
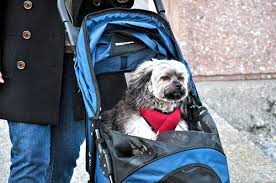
[58,0,230,182]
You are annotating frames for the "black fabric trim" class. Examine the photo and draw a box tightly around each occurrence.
[121,147,225,183]
[109,32,147,57]
[159,163,222,183]
[104,130,225,182]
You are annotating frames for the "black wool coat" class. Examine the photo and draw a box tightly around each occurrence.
[0,0,87,125]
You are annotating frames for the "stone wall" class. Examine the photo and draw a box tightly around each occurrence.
[165,0,276,81]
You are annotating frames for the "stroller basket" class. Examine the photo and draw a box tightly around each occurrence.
[58,1,230,183]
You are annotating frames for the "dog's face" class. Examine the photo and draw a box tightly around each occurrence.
[128,59,190,104]
[149,60,189,102]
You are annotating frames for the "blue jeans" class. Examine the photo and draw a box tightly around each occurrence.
[8,54,85,183]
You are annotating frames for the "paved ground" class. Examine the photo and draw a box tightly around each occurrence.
[1,80,276,182]
[0,121,11,183]
[206,107,276,183]
[196,80,276,161]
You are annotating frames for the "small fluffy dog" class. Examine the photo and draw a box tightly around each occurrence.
[102,59,190,140]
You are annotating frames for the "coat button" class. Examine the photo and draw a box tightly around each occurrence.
[24,0,33,10]
[17,61,26,70]
[22,31,31,40]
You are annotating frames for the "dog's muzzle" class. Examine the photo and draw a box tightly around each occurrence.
[163,81,186,100]
[164,88,185,100]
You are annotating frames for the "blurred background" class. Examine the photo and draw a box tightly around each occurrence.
[1,0,276,182]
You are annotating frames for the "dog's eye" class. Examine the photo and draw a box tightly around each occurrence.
[160,76,170,81]
[177,76,184,80]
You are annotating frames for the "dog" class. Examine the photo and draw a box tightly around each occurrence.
[102,59,190,140]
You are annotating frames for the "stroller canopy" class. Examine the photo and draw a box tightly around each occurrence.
[75,9,198,119]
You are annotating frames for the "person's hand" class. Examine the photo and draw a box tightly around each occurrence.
[0,72,4,83]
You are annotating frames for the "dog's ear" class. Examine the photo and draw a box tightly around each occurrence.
[127,61,156,98]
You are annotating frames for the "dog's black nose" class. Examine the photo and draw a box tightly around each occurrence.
[173,81,182,89]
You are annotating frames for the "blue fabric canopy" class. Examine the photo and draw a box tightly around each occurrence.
[75,9,197,119]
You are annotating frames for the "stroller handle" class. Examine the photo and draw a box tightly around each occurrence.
[57,0,167,50]
[153,0,166,18]
[57,0,79,51]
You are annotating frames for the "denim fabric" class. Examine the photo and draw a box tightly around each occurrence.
[8,54,85,183]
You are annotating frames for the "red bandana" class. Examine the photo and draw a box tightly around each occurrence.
[139,107,181,134]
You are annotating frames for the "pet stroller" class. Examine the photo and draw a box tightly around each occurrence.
[58,0,230,182]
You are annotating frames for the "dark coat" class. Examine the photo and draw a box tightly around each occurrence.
[0,0,134,125]
[0,0,86,125]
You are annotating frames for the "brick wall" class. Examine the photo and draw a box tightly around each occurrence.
[165,0,276,81]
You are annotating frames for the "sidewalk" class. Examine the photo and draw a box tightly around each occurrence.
[196,80,276,161]
[1,106,276,182]
[207,107,276,182]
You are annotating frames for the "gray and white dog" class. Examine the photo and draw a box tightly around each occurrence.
[102,59,190,140]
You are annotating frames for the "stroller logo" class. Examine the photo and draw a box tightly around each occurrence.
[115,41,135,46]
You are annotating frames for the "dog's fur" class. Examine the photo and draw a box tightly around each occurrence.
[102,59,190,140]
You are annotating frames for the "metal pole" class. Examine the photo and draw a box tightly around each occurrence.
[57,0,79,51]
[153,0,167,19]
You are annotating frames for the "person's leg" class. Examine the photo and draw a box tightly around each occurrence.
[46,53,85,183]
[8,53,85,183]
[8,122,51,183]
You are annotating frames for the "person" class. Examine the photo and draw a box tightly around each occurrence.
[0,1,86,182]
[0,0,135,182]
